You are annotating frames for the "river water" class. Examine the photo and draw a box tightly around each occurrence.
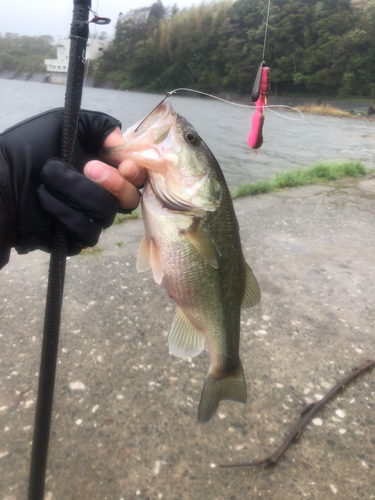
[1,79,374,188]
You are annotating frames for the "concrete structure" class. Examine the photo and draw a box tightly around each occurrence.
[2,175,375,499]
[44,38,109,85]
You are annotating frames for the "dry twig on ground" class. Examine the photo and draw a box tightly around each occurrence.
[220,359,375,469]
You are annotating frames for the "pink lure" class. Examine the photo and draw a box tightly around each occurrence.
[248,66,270,151]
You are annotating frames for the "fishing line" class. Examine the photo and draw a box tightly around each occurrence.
[83,36,93,88]
[168,88,304,120]
[262,0,272,62]
[134,88,303,132]
[84,4,111,89]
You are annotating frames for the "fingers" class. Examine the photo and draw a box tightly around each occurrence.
[118,159,147,188]
[103,127,125,148]
[85,127,147,211]
[102,126,147,188]
[84,160,141,211]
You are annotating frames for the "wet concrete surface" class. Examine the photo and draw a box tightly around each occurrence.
[1,176,375,500]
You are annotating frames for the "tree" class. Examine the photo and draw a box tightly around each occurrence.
[93,0,375,96]
[0,34,56,76]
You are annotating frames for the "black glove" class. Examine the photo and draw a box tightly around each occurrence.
[0,108,126,263]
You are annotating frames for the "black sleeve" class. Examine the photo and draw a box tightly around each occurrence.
[0,192,14,269]
[0,108,124,260]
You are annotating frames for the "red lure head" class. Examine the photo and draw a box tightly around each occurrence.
[257,66,270,110]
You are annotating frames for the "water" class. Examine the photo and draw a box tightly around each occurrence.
[1,79,374,189]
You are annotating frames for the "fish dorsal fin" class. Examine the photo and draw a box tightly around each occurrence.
[150,239,164,285]
[169,308,205,358]
[136,237,151,273]
[242,262,261,308]
[184,223,220,269]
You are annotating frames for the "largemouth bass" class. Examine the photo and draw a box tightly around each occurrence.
[103,102,261,422]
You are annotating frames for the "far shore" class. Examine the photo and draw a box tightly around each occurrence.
[1,73,374,118]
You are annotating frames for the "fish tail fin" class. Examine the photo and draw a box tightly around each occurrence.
[198,362,247,423]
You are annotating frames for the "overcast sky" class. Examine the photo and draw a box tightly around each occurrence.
[0,0,198,40]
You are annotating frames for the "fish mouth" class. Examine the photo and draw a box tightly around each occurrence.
[117,101,179,172]
[124,101,177,143]
[100,102,177,167]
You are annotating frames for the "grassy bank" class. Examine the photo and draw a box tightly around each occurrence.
[295,104,353,118]
[231,160,370,199]
[107,161,370,226]
[294,103,375,119]
[113,207,142,225]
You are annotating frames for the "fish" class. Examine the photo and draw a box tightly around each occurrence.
[102,101,261,422]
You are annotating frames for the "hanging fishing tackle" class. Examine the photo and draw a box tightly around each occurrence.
[247,62,270,153]
[247,0,271,154]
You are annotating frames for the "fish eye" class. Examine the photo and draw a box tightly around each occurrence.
[185,131,197,144]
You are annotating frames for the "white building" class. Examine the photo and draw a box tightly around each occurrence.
[44,38,109,84]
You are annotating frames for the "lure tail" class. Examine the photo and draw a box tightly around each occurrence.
[248,64,270,151]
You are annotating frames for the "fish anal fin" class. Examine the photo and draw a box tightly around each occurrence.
[198,361,247,423]
[150,239,164,285]
[136,237,151,273]
[184,223,219,269]
[242,262,261,308]
[169,308,205,359]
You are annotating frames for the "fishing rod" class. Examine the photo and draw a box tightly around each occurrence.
[28,2,109,499]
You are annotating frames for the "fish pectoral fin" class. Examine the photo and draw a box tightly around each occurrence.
[169,308,205,359]
[198,362,247,423]
[150,239,164,285]
[242,262,261,308]
[184,224,219,269]
[137,237,163,285]
[136,237,151,273]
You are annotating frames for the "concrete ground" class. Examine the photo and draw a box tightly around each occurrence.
[0,176,374,500]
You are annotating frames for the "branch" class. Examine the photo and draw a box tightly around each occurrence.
[220,359,375,469]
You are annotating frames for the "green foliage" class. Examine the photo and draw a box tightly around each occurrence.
[94,0,234,91]
[0,34,56,75]
[80,245,104,256]
[113,208,142,225]
[231,161,369,199]
[94,0,375,96]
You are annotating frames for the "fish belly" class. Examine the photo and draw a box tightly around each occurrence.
[142,181,244,369]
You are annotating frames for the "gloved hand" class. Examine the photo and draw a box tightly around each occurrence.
[0,108,140,261]
[37,158,119,253]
